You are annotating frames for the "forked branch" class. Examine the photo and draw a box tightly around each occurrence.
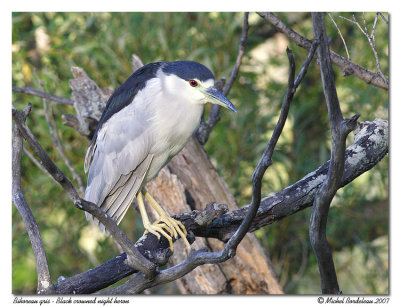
[12,104,55,294]
[309,12,359,294]
[196,12,249,145]
[257,12,389,90]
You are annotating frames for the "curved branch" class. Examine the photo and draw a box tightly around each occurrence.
[193,119,387,241]
[196,12,249,145]
[34,72,85,195]
[257,12,389,90]
[309,12,358,294]
[12,86,75,105]
[12,104,55,294]
[53,118,387,294]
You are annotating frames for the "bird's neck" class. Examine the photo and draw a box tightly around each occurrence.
[153,96,203,150]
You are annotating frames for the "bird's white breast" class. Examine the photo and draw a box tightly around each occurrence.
[144,86,204,182]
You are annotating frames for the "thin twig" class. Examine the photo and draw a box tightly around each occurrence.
[327,13,350,60]
[12,104,157,280]
[362,13,368,35]
[310,12,360,295]
[223,12,250,97]
[33,71,85,195]
[225,47,296,251]
[339,13,387,82]
[294,40,319,90]
[196,12,249,145]
[23,146,58,184]
[378,12,388,25]
[12,86,74,105]
[12,104,55,294]
[371,13,378,47]
[257,12,389,90]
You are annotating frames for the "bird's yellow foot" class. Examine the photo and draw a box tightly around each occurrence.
[150,216,191,250]
[142,189,191,251]
[142,218,176,251]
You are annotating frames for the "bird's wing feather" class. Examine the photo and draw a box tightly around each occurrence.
[84,95,156,230]
[84,62,164,173]
[87,154,153,232]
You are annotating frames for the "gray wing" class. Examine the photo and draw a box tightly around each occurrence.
[84,106,154,231]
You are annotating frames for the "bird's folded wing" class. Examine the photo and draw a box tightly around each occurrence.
[84,105,154,230]
[86,154,153,232]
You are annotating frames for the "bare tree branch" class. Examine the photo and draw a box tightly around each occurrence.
[339,13,387,82]
[55,203,227,294]
[23,146,57,184]
[378,12,388,25]
[309,12,360,294]
[33,71,85,195]
[223,12,250,98]
[327,13,350,59]
[67,66,111,138]
[257,12,389,90]
[12,86,74,105]
[196,12,249,145]
[12,104,55,294]
[12,105,158,280]
[53,117,387,294]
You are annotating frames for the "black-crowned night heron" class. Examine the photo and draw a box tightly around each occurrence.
[84,60,236,251]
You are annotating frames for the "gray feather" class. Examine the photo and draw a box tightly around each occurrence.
[84,92,157,231]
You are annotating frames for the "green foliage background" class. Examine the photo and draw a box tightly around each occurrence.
[12,12,388,294]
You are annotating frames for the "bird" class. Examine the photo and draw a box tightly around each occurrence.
[84,60,237,251]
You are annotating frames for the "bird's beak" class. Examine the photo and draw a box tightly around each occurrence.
[204,87,237,113]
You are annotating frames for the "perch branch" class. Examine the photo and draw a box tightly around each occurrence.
[12,104,55,294]
[12,104,157,280]
[196,12,249,145]
[257,12,389,90]
[12,86,74,105]
[53,117,387,294]
[55,203,228,294]
[193,119,387,240]
[309,12,359,294]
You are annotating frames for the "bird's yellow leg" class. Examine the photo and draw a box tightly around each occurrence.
[142,188,191,250]
[137,192,174,251]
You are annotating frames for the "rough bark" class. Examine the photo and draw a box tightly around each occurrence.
[195,119,388,241]
[309,12,358,294]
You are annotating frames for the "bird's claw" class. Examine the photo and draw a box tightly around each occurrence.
[144,217,191,251]
[143,222,175,251]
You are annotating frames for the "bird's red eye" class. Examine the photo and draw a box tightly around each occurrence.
[189,79,198,87]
